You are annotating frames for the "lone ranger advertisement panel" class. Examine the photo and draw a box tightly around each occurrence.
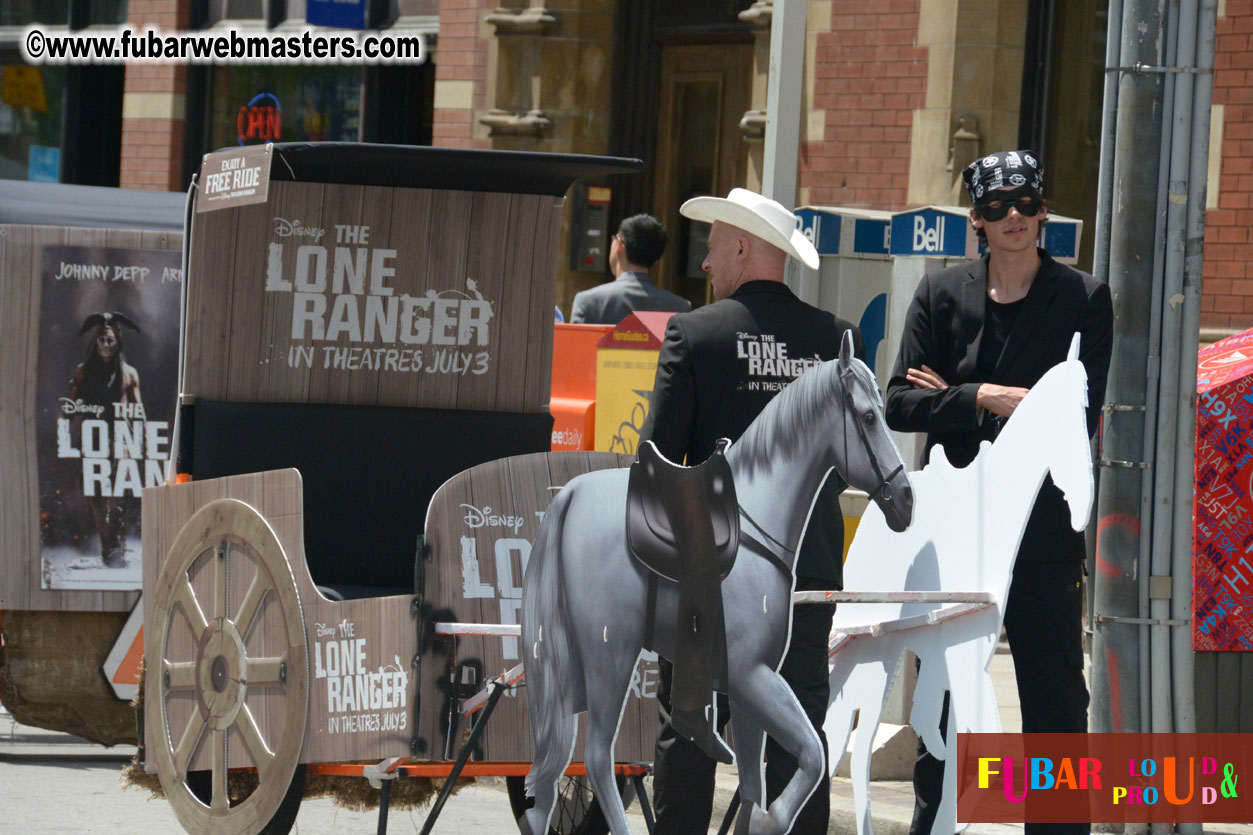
[34,245,182,590]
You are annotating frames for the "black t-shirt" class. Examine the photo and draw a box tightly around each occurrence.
[978,295,1026,380]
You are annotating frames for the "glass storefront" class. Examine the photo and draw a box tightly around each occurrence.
[0,2,128,183]
[89,0,129,25]
[0,2,71,25]
[208,66,362,149]
[0,64,67,181]
[0,0,126,25]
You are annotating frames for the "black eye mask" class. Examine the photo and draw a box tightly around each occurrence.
[975,186,1043,222]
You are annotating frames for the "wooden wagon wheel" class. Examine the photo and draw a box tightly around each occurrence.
[147,499,309,835]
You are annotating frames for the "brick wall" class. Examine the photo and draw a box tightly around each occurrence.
[118,0,188,191]
[1202,0,1253,332]
[801,0,926,209]
[432,0,493,149]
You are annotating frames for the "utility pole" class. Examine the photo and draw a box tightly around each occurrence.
[1091,0,1166,741]
[759,0,815,304]
[761,0,804,208]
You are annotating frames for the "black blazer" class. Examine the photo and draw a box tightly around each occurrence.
[640,280,864,585]
[885,250,1113,563]
[570,272,691,324]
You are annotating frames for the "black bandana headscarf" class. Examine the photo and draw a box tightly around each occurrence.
[962,150,1044,205]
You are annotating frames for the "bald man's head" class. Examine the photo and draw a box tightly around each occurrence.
[703,222,788,300]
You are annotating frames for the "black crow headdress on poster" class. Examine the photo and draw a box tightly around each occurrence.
[962,149,1045,221]
[74,311,141,408]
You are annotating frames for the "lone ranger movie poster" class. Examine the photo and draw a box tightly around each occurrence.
[34,245,181,590]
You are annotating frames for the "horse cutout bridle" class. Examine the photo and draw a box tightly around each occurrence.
[840,362,904,507]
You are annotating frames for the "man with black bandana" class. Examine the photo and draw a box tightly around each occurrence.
[885,150,1112,834]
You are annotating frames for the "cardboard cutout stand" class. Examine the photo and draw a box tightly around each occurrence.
[826,337,1094,835]
[518,334,916,835]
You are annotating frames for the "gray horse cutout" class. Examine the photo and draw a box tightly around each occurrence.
[520,331,914,835]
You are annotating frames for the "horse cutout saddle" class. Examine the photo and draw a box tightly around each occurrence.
[626,439,738,764]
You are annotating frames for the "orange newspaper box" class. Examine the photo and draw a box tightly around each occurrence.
[594,311,675,454]
[550,322,612,450]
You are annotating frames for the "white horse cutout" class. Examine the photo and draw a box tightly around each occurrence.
[823,334,1095,835]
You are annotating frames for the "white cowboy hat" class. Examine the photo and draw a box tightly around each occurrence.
[680,187,819,269]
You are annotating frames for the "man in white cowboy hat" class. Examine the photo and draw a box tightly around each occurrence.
[640,187,864,834]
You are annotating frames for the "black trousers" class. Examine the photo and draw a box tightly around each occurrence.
[910,561,1090,835]
[652,597,835,835]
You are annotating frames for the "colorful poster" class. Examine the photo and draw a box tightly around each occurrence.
[35,245,182,590]
[1193,328,1253,651]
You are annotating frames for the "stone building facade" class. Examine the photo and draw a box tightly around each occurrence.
[0,0,1248,334]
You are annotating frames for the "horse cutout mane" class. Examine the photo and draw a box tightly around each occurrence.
[824,334,1093,835]
[731,356,849,478]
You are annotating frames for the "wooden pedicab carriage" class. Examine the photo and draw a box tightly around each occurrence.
[138,143,657,834]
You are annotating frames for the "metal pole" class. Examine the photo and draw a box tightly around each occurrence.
[1171,8,1218,835]
[1135,0,1177,730]
[1150,0,1201,752]
[763,0,817,304]
[1091,0,1125,286]
[761,0,804,207]
[1088,0,1125,649]
[1092,0,1167,740]
[418,680,508,835]
[632,773,657,834]
[376,779,392,835]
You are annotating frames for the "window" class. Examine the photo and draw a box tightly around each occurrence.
[0,2,71,26]
[208,65,362,148]
[0,64,67,182]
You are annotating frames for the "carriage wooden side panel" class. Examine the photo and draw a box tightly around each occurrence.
[142,457,660,770]
[419,451,660,763]
[0,224,180,613]
[142,469,423,769]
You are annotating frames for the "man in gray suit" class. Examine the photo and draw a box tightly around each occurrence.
[570,213,691,324]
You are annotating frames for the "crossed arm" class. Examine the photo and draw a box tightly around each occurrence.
[905,365,1028,419]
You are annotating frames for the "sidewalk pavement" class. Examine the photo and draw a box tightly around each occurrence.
[696,643,1253,835]
[703,641,1023,834]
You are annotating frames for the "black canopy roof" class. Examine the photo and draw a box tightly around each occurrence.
[0,145,641,231]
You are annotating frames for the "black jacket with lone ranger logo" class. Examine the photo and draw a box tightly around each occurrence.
[640,279,864,586]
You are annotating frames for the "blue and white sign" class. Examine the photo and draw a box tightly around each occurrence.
[794,208,841,256]
[852,217,891,256]
[28,145,59,183]
[307,0,367,29]
[889,207,969,257]
[1040,219,1080,263]
[859,292,888,376]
